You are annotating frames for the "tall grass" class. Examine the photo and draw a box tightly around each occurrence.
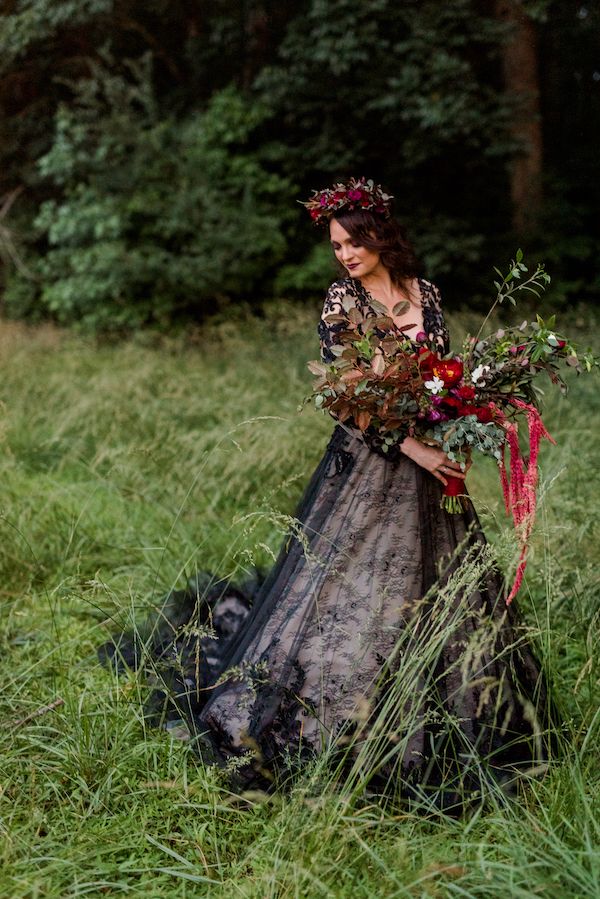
[0,304,598,898]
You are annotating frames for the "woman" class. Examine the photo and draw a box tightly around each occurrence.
[102,178,554,810]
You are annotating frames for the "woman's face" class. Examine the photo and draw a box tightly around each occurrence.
[329,218,382,279]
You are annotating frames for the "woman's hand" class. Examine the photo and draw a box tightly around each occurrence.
[399,436,471,486]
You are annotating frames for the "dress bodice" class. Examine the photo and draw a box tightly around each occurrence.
[318,276,450,364]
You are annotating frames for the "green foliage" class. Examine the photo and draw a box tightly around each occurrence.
[0,0,115,70]
[0,0,599,325]
[274,241,339,295]
[255,0,513,281]
[5,56,293,330]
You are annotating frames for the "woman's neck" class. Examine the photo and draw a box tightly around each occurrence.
[356,263,396,301]
[357,267,414,307]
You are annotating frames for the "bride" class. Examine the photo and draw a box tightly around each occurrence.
[102,178,554,809]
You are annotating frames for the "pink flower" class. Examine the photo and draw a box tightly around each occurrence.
[415,331,427,343]
[347,189,363,201]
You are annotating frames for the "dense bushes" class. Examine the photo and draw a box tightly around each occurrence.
[6,59,293,330]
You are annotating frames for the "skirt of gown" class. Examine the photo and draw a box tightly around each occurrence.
[100,424,556,809]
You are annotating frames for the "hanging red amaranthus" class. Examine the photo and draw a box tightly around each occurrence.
[499,398,555,604]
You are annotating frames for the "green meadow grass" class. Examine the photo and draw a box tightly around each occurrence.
[0,302,599,898]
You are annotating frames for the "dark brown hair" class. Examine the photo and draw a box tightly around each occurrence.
[331,208,421,290]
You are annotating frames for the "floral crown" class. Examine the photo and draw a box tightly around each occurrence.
[300,177,393,225]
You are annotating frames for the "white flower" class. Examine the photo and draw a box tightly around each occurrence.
[471,364,490,385]
[424,375,445,394]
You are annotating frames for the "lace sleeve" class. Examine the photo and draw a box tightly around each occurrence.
[421,279,450,355]
[318,281,349,363]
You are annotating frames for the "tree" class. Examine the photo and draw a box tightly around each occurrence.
[495,0,543,235]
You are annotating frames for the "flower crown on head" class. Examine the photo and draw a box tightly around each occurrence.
[300,177,394,225]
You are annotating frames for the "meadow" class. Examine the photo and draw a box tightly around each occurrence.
[0,301,599,898]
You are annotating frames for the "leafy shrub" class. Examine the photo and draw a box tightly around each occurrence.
[5,55,294,331]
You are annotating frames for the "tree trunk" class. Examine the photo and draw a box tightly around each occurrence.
[496,0,543,235]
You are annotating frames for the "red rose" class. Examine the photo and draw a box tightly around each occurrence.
[456,385,476,400]
[310,209,320,220]
[432,358,464,387]
[418,347,438,376]
[455,403,494,422]
[439,395,462,418]
[474,406,494,423]
[458,405,493,423]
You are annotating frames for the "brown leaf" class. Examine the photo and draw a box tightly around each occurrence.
[392,300,410,316]
[367,297,389,315]
[323,313,348,323]
[347,307,364,325]
[307,360,328,376]
[355,410,372,431]
[340,368,366,383]
[371,353,385,376]
[371,315,394,329]
[380,338,399,354]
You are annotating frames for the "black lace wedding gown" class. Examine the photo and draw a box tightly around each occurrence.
[101,277,555,808]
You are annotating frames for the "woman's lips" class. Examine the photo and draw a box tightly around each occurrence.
[346,263,359,270]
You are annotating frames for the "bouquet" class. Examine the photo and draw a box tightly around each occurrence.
[305,252,598,603]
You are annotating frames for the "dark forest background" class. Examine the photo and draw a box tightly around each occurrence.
[0,0,598,332]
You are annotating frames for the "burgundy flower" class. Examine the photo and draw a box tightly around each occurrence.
[431,358,464,387]
[459,404,495,423]
[456,385,476,400]
[441,396,462,409]
[347,189,363,201]
[474,406,494,423]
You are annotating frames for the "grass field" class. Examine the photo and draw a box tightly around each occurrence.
[0,302,599,898]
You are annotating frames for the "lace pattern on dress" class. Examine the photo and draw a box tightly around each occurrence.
[318,276,450,364]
